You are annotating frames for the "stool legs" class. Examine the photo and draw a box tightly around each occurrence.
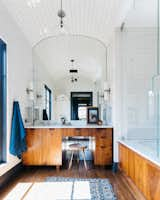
[68,151,74,170]
[82,149,87,170]
[68,148,87,170]
[77,151,79,164]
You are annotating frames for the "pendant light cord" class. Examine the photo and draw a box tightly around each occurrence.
[61,0,62,11]
[60,0,63,28]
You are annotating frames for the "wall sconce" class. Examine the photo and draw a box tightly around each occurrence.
[103,81,111,101]
[26,82,34,94]
[99,81,111,103]
[26,88,33,94]
[36,94,43,99]
[26,82,34,100]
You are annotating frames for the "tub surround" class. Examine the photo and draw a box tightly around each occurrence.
[119,142,160,200]
[119,139,160,167]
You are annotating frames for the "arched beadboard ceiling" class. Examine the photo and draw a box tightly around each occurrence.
[0,0,134,46]
[33,35,107,82]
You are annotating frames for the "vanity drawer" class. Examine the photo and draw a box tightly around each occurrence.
[96,139,112,148]
[94,146,113,165]
[62,128,75,136]
[96,129,112,147]
[62,128,89,136]
[94,129,113,165]
[97,129,112,138]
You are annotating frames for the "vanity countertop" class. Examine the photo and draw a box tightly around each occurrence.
[25,124,113,129]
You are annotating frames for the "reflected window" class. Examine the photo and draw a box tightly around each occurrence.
[71,92,92,120]
[78,104,87,120]
[44,85,52,120]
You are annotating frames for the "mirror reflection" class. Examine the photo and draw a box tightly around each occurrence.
[30,35,110,125]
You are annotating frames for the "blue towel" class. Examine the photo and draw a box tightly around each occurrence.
[10,101,27,158]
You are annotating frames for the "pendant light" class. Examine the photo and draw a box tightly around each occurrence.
[54,0,68,36]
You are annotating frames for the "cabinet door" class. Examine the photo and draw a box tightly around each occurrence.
[94,128,113,165]
[22,129,42,165]
[41,129,62,165]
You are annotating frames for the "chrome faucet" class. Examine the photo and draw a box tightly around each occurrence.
[60,117,66,125]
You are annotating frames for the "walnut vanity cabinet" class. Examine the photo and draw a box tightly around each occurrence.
[94,128,113,165]
[41,128,62,166]
[22,128,62,166]
[22,128,113,167]
[22,129,43,165]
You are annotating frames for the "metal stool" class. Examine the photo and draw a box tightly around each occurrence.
[68,143,87,170]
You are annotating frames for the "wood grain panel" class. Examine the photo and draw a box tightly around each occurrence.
[62,128,75,137]
[119,143,160,200]
[23,128,113,167]
[94,128,113,165]
[23,129,62,166]
[22,129,42,165]
[41,129,62,166]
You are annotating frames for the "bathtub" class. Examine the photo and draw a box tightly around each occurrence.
[119,139,160,167]
[118,139,160,200]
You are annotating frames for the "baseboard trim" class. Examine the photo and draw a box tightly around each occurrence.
[0,162,23,189]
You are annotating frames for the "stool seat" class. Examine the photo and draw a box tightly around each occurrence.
[68,143,88,170]
[69,143,87,151]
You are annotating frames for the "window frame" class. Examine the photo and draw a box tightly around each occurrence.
[71,92,93,120]
[0,39,7,163]
[44,85,52,120]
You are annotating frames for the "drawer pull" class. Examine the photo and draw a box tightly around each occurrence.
[100,146,106,149]
[28,128,35,131]
[49,128,55,131]
[100,136,106,139]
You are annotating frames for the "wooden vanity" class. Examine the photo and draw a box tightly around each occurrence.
[22,127,113,167]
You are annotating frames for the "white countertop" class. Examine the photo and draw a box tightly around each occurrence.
[25,125,113,129]
[118,139,160,168]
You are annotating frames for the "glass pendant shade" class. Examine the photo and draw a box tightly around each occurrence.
[53,22,69,36]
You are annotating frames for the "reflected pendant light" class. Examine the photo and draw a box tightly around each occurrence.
[69,59,78,83]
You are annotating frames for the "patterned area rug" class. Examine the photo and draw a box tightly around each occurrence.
[46,177,117,200]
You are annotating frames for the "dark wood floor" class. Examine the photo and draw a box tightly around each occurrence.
[0,162,145,200]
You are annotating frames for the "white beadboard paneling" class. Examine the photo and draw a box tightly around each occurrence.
[1,0,132,46]
[33,35,107,82]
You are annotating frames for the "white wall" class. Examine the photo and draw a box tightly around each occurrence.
[0,2,32,176]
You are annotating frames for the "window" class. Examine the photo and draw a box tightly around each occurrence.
[0,39,7,163]
[44,85,52,120]
[78,104,87,120]
[71,92,93,120]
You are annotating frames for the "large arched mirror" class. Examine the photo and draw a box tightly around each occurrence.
[28,35,108,124]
